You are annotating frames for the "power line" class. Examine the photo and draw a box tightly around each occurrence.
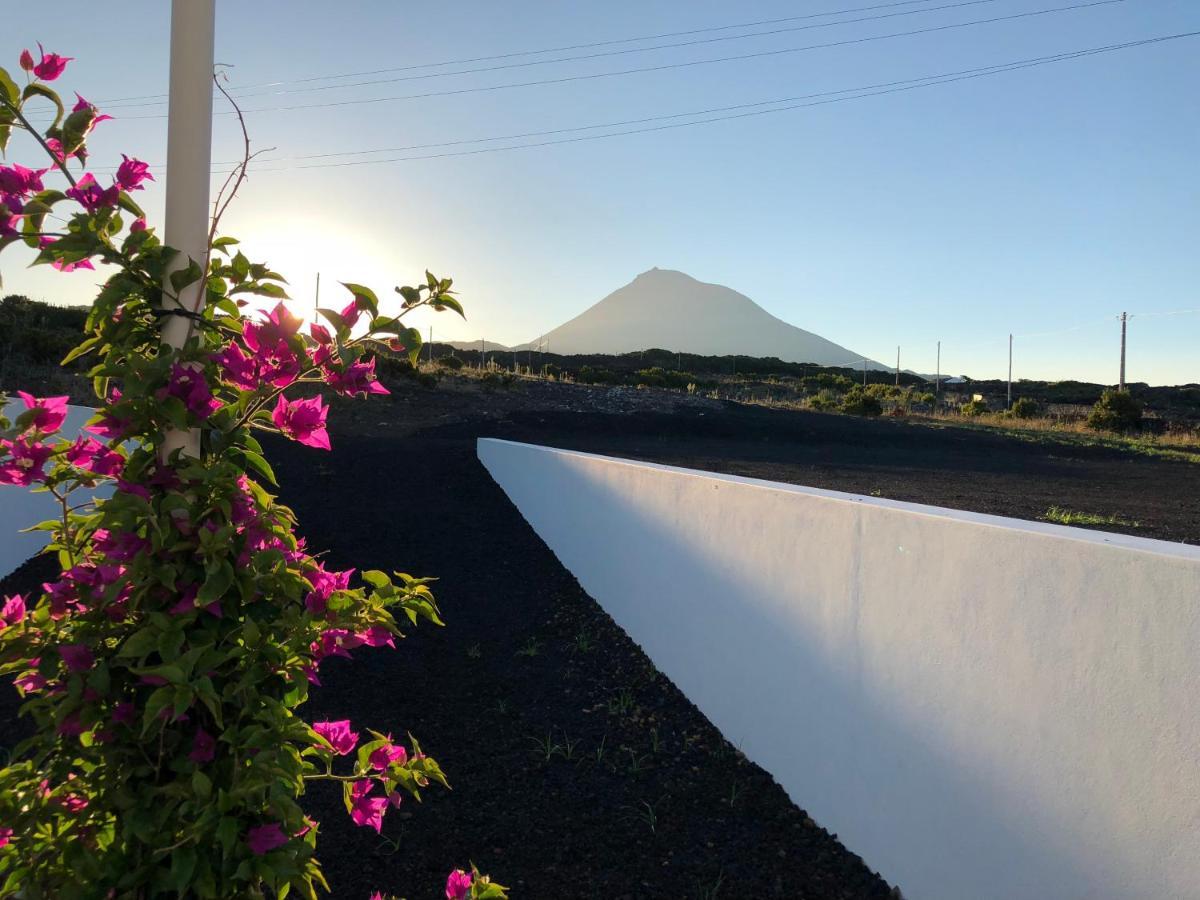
[97,0,1018,111]
[229,32,1194,172]
[219,34,1177,169]
[111,0,1126,121]
[1129,308,1200,319]
[64,31,1194,177]
[89,0,980,104]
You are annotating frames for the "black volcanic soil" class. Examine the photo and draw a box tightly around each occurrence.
[3,374,1197,899]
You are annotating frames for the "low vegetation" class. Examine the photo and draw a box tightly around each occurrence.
[1042,506,1140,529]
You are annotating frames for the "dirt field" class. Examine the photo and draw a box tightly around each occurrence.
[356,375,1200,545]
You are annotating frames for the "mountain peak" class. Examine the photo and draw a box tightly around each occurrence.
[520,270,887,370]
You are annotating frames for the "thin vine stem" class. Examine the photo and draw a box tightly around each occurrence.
[0,94,78,188]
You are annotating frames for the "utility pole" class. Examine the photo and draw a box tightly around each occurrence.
[428,325,432,365]
[1007,333,1013,408]
[862,358,867,386]
[935,340,941,397]
[1119,311,1127,390]
[161,0,214,460]
[895,346,900,387]
[480,338,485,370]
[314,271,320,313]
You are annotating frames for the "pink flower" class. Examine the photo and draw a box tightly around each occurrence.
[339,300,362,329]
[15,671,47,693]
[349,780,389,832]
[360,625,396,649]
[446,869,473,900]
[49,251,96,273]
[162,363,221,420]
[70,93,113,132]
[304,564,353,616]
[325,357,389,398]
[112,701,135,726]
[311,628,365,663]
[272,395,330,450]
[57,713,85,736]
[310,322,332,345]
[58,793,88,813]
[0,826,11,848]
[115,155,153,192]
[244,303,303,352]
[0,595,26,630]
[130,217,147,233]
[0,437,53,486]
[215,339,299,391]
[85,391,131,441]
[369,740,408,771]
[0,164,47,198]
[29,44,72,81]
[246,823,289,856]
[65,173,119,213]
[58,644,94,673]
[189,727,216,764]
[16,391,68,433]
[313,720,358,756]
[65,437,124,477]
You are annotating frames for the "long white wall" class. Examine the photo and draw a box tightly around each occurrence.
[1,404,102,579]
[479,438,1200,900]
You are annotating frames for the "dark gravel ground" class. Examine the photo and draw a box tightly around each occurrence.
[3,373,1197,899]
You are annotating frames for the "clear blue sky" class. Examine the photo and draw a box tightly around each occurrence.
[4,0,1198,384]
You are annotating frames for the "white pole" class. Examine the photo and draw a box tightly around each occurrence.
[161,0,215,459]
[1007,333,1013,408]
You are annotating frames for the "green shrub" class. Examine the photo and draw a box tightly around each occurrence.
[1010,396,1040,419]
[1087,389,1142,433]
[840,386,883,416]
[961,399,989,417]
[577,365,620,385]
[436,354,464,370]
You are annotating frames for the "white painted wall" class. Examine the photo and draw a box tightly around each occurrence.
[1,404,103,579]
[479,438,1200,900]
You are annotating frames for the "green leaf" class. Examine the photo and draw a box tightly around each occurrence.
[431,295,466,319]
[167,846,197,892]
[169,260,203,292]
[117,626,160,659]
[217,817,239,855]
[141,686,174,733]
[395,285,421,306]
[199,561,235,603]
[117,191,145,220]
[361,570,391,589]
[341,282,378,315]
[238,449,277,486]
[61,334,102,365]
[400,327,423,365]
[192,770,212,801]
[22,82,65,130]
[0,66,18,106]
[231,251,251,281]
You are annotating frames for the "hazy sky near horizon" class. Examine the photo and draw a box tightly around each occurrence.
[3,0,1198,384]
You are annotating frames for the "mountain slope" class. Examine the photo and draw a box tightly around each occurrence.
[518,268,887,369]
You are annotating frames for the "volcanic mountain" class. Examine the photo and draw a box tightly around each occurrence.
[514,268,887,369]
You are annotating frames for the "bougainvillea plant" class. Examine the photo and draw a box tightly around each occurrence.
[0,49,506,899]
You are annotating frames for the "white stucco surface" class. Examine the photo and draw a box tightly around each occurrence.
[478,437,1200,900]
[1,404,103,579]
